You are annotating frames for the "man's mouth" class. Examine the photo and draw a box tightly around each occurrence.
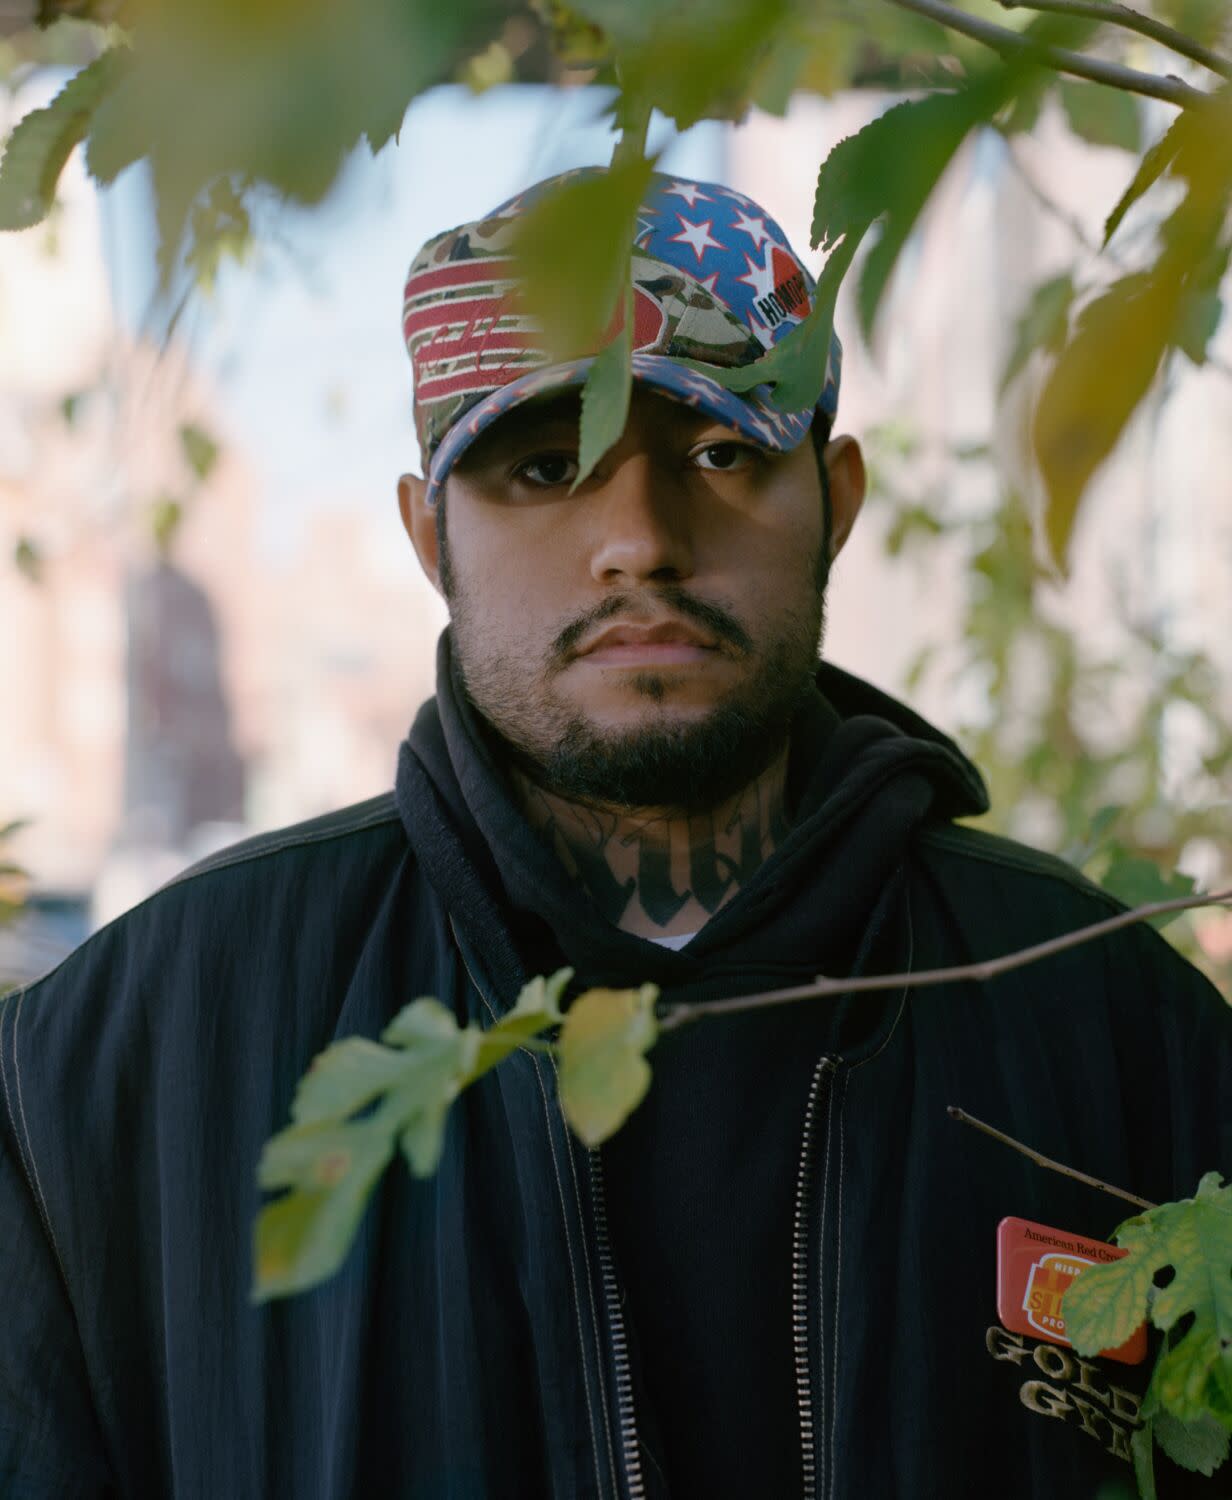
[574,619,720,667]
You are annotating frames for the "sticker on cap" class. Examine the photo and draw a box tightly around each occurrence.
[997,1217,1147,1366]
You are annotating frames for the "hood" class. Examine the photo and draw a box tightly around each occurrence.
[394,630,987,1002]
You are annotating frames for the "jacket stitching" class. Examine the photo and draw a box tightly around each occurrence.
[462,949,612,1500]
[549,1056,621,1488]
[161,799,398,889]
[827,1073,849,1500]
[3,989,68,1285]
[527,1054,615,1500]
[815,1075,837,1500]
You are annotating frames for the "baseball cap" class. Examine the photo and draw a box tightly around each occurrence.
[403,169,843,505]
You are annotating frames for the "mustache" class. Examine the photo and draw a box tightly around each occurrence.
[550,587,754,668]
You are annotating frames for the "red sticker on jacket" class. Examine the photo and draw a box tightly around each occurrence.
[997,1217,1147,1366]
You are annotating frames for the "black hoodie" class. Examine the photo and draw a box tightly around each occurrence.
[1,633,1227,1499]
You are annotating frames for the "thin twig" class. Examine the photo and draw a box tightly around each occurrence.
[883,0,1210,108]
[947,1106,1157,1209]
[1003,138,1105,256]
[657,887,1232,1031]
[996,0,1232,82]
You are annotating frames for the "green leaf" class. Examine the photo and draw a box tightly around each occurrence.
[253,1120,395,1301]
[1032,271,1175,570]
[0,48,129,231]
[289,1037,411,1128]
[574,288,634,489]
[807,82,1010,339]
[85,0,507,271]
[1153,1409,1230,1476]
[1058,81,1141,153]
[1099,856,1195,929]
[999,272,1074,396]
[1131,1422,1158,1500]
[1103,117,1185,247]
[470,966,572,1074]
[571,0,794,129]
[14,537,42,583]
[179,422,219,481]
[149,495,183,556]
[682,221,864,415]
[558,983,659,1147]
[511,153,652,360]
[1064,1174,1232,1428]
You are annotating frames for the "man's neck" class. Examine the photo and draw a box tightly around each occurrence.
[513,749,792,940]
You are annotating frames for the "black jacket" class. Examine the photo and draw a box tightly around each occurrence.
[1,638,1228,1499]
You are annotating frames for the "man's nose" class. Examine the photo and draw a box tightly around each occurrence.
[587,455,695,585]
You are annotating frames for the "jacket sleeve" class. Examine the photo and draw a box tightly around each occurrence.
[0,991,114,1499]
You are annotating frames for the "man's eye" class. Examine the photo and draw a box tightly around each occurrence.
[515,454,579,487]
[692,441,759,472]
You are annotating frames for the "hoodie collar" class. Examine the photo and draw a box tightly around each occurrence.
[395,630,987,994]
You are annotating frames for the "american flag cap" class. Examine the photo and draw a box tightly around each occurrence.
[403,169,843,505]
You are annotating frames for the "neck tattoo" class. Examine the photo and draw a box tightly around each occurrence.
[514,750,792,939]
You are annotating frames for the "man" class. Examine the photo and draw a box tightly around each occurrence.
[1,171,1227,1499]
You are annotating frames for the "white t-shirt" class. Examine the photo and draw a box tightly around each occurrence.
[646,931,697,951]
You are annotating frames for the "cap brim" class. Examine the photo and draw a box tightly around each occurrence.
[423,353,816,506]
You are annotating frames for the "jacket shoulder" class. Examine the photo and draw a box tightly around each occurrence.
[162,792,401,889]
[917,821,1114,905]
[11,793,404,998]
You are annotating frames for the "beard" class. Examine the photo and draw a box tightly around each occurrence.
[448,576,827,816]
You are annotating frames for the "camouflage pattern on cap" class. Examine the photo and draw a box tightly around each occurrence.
[402,170,842,503]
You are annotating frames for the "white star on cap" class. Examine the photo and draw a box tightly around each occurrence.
[671,215,723,265]
[696,272,720,296]
[732,211,771,249]
[662,181,712,208]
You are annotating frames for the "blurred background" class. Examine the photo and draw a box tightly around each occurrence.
[2,27,1230,989]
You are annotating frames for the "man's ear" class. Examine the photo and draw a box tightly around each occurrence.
[822,435,866,560]
[397,473,443,596]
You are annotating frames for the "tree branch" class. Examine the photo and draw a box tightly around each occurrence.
[882,0,1211,108]
[947,1107,1157,1209]
[657,887,1232,1031]
[996,0,1232,82]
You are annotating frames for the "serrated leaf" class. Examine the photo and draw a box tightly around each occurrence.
[1000,273,1074,397]
[0,48,129,231]
[252,1120,394,1301]
[574,288,633,489]
[807,83,1008,339]
[1065,1174,1232,1429]
[1154,1407,1231,1475]
[1059,80,1141,153]
[511,155,651,360]
[1104,118,1186,247]
[558,984,659,1147]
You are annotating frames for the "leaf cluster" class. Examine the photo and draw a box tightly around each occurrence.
[1064,1174,1232,1489]
[253,970,659,1300]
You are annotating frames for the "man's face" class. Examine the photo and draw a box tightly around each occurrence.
[400,386,864,811]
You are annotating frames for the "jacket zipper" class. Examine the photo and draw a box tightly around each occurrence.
[792,1054,839,1500]
[589,1147,646,1500]
[450,917,635,1500]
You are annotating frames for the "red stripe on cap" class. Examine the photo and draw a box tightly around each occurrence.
[404,257,517,299]
[415,326,542,364]
[403,295,522,341]
[414,365,530,401]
